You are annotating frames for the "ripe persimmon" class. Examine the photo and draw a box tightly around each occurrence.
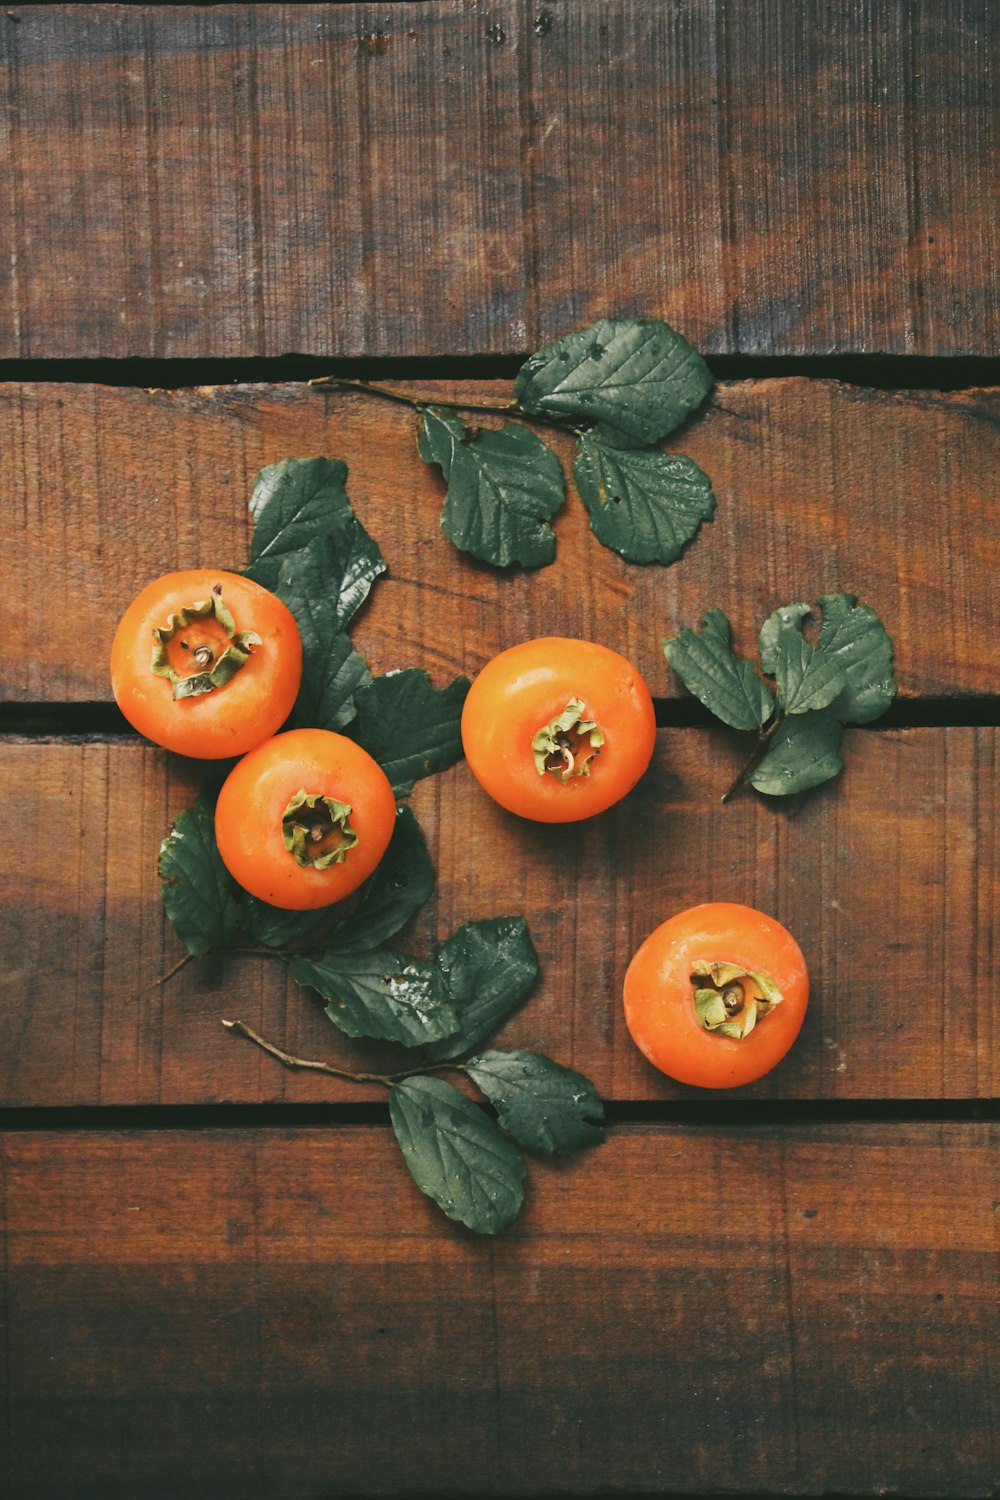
[461,637,656,823]
[111,569,302,759]
[215,728,396,910]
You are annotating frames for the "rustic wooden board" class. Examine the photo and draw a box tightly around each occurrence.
[2,727,995,1107]
[2,1123,996,1499]
[0,2,996,358]
[2,378,999,704]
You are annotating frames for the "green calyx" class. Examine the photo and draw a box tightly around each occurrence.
[531,698,605,780]
[282,790,358,869]
[691,962,784,1040]
[150,586,262,701]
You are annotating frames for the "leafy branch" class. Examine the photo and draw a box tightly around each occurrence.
[663,595,897,800]
[223,1019,605,1235]
[317,317,717,571]
[160,797,604,1234]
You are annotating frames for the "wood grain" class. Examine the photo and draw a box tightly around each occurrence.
[2,378,999,704]
[1,728,995,1107]
[0,2,996,358]
[2,1123,996,1499]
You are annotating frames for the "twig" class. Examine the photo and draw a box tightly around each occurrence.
[720,716,784,804]
[221,1018,467,1089]
[309,377,583,435]
[222,1018,393,1084]
[126,950,194,1005]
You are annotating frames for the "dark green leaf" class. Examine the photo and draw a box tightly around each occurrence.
[573,431,716,564]
[158,798,245,958]
[818,593,898,723]
[515,318,713,446]
[423,917,539,1063]
[238,897,331,952]
[758,603,846,716]
[663,610,774,731]
[749,710,845,796]
[289,948,459,1047]
[319,805,435,953]
[389,1075,525,1234]
[275,521,386,729]
[418,407,565,569]
[465,1050,606,1155]
[349,668,470,796]
[758,602,810,675]
[246,456,353,589]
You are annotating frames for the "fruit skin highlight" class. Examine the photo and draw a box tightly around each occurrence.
[460,636,657,824]
[623,902,809,1089]
[111,569,302,759]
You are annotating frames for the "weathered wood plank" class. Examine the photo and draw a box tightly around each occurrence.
[2,1124,996,1499]
[1,728,995,1106]
[2,378,998,704]
[0,2,996,358]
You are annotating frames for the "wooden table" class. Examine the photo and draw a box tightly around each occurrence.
[2,5,997,1496]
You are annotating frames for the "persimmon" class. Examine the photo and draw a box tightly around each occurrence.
[214,728,396,910]
[623,903,809,1088]
[111,569,302,759]
[460,637,656,823]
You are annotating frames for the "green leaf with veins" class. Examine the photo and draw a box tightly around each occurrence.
[573,430,716,564]
[423,917,540,1063]
[289,948,459,1047]
[389,1075,525,1234]
[246,457,353,589]
[418,407,565,569]
[237,897,330,952]
[465,1050,606,1155]
[515,318,713,447]
[818,592,898,723]
[158,797,245,958]
[749,710,845,796]
[274,520,386,730]
[663,610,774,731]
[758,603,847,716]
[349,668,470,796]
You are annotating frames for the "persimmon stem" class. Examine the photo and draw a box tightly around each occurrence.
[221,1018,465,1088]
[126,949,194,1004]
[720,715,784,804]
[309,377,583,434]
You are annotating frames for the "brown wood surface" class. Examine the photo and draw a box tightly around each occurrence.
[2,1123,996,1499]
[2,727,995,1108]
[1,2,996,359]
[2,378,998,704]
[2,8,997,1494]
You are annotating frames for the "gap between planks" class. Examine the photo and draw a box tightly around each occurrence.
[0,353,998,390]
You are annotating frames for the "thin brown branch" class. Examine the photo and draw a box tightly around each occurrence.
[221,1019,392,1085]
[221,1019,468,1089]
[309,376,582,434]
[125,950,194,1005]
[720,715,784,804]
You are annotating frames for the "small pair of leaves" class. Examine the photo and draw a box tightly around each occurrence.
[389,1051,605,1235]
[418,319,715,571]
[664,594,896,797]
[159,799,434,961]
[294,915,538,1053]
